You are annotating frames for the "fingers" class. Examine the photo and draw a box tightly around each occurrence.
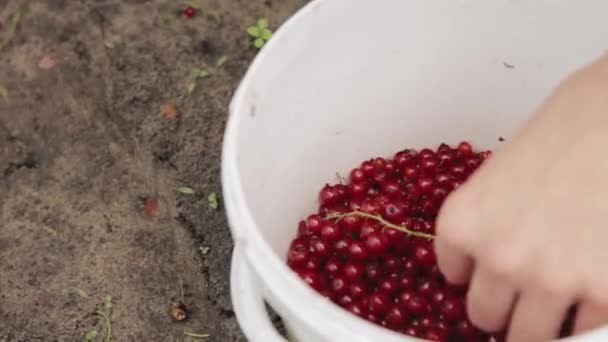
[507,290,570,342]
[435,185,476,284]
[466,267,516,332]
[574,302,608,335]
[434,237,474,284]
[435,155,577,341]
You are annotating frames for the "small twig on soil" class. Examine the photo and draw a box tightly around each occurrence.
[0,85,9,104]
[326,211,435,240]
[0,10,21,52]
[184,331,210,339]
[178,274,185,302]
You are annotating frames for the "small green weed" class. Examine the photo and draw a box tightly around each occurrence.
[207,192,218,210]
[83,295,113,342]
[85,329,98,342]
[246,18,272,49]
[186,67,210,96]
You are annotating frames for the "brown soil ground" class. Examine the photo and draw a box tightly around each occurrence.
[0,0,307,341]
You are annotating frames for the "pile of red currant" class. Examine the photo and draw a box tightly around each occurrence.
[286,142,504,341]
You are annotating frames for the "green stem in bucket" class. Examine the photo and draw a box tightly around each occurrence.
[325,210,435,240]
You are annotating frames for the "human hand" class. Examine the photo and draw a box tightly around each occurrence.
[436,53,608,341]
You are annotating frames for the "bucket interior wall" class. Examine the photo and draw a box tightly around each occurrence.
[233,0,607,259]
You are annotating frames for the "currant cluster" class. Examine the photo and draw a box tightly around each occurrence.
[287,142,503,341]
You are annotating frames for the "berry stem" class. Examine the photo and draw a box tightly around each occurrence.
[326,211,435,240]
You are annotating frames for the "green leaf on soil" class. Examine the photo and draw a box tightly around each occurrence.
[76,288,89,298]
[261,28,273,40]
[246,26,260,37]
[187,68,210,96]
[85,329,98,341]
[257,18,269,29]
[104,295,112,309]
[207,192,218,210]
[216,56,228,67]
[178,187,196,195]
[190,67,209,80]
[254,38,265,49]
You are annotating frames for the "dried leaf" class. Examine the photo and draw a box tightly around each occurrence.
[170,302,188,321]
[207,192,218,210]
[162,102,179,119]
[145,197,159,217]
[38,55,56,70]
[177,187,195,195]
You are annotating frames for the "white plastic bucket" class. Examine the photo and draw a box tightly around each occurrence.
[222,0,608,341]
